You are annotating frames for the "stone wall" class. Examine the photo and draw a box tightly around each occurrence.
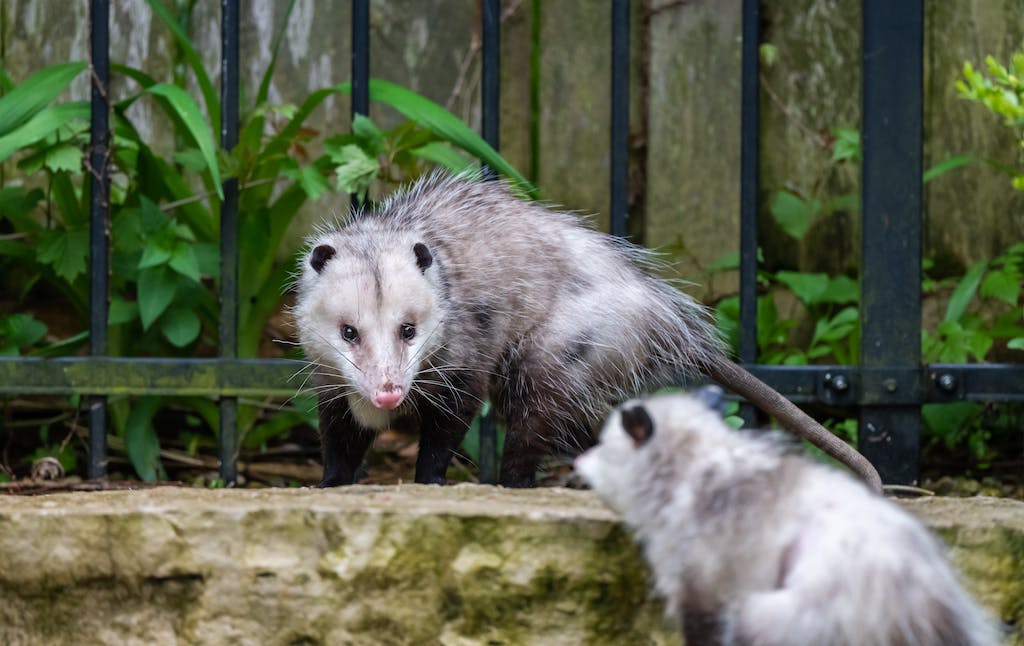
[0,487,1021,645]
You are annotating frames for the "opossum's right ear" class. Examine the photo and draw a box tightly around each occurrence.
[620,404,654,447]
[310,244,336,274]
[695,385,726,417]
[413,242,433,272]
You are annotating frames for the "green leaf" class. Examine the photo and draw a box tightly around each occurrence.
[0,102,90,163]
[769,190,818,240]
[194,243,220,277]
[144,0,219,136]
[146,83,224,199]
[0,61,87,137]
[980,268,1021,305]
[944,260,987,323]
[283,159,331,202]
[775,271,830,306]
[37,227,89,282]
[363,79,534,195]
[831,127,860,163]
[160,307,201,347]
[1007,337,1024,351]
[922,402,979,445]
[138,238,174,269]
[819,275,859,305]
[411,142,475,174]
[169,241,201,283]
[923,155,981,183]
[109,297,139,326]
[352,114,385,155]
[330,145,379,201]
[173,148,208,171]
[123,397,163,482]
[41,143,85,173]
[137,265,180,330]
[3,314,48,349]
[759,43,778,68]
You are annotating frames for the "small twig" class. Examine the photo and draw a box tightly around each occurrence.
[759,71,830,149]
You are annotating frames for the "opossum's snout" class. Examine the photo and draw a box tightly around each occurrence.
[371,383,405,410]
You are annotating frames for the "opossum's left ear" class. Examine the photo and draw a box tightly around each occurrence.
[413,242,433,272]
[620,404,654,447]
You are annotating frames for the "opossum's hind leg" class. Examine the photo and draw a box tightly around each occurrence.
[495,348,594,488]
[414,370,486,485]
[317,392,375,487]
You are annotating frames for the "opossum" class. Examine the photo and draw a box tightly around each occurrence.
[574,388,999,646]
[294,172,881,490]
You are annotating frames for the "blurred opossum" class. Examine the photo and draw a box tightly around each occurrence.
[575,388,999,646]
[294,172,880,490]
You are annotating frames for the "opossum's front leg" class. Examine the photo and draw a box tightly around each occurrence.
[316,391,375,487]
[413,401,477,485]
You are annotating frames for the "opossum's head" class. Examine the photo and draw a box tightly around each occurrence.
[296,232,445,426]
[574,387,726,511]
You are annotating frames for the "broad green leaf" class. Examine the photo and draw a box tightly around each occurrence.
[775,271,829,306]
[283,159,331,202]
[194,243,220,277]
[818,275,859,305]
[169,241,201,283]
[3,314,48,349]
[831,127,860,163]
[144,0,219,136]
[160,307,201,347]
[1008,337,1024,350]
[146,83,224,199]
[109,297,139,325]
[944,260,987,323]
[139,238,174,269]
[37,227,89,282]
[0,101,89,163]
[137,265,180,330]
[0,61,87,137]
[411,142,475,174]
[0,186,44,232]
[980,269,1021,305]
[330,145,379,200]
[352,114,386,155]
[922,402,979,445]
[47,144,84,174]
[123,397,163,482]
[769,190,818,240]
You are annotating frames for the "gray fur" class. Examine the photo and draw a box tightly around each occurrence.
[294,172,878,488]
[575,392,1000,646]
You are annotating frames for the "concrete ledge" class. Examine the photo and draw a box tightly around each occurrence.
[0,486,1020,645]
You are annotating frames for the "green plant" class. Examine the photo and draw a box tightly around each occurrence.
[957,50,1024,189]
[0,0,528,483]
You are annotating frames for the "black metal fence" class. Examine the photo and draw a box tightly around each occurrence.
[0,0,1021,487]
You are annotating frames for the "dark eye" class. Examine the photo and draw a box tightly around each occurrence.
[399,323,416,341]
[342,325,359,343]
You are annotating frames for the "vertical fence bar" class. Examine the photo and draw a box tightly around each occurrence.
[478,0,501,483]
[737,0,759,426]
[88,0,110,480]
[610,0,630,238]
[859,0,923,485]
[351,0,370,210]
[218,0,240,485]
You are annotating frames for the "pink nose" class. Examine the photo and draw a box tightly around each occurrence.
[372,388,405,410]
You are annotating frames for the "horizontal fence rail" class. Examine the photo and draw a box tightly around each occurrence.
[0,0,1020,488]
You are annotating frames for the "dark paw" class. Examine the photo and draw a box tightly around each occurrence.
[498,475,536,488]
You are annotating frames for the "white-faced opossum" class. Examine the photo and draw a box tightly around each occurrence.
[574,388,999,646]
[294,172,881,490]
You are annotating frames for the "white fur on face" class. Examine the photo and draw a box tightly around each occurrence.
[295,234,444,430]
